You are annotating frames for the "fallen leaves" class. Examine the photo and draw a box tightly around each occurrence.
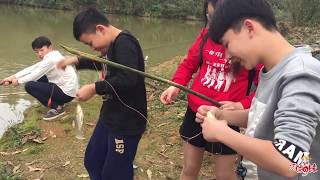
[85,122,95,127]
[13,164,21,174]
[49,130,57,138]
[20,131,48,145]
[32,138,45,144]
[77,174,89,178]
[25,161,36,166]
[147,169,152,180]
[157,151,169,159]
[27,165,44,172]
[33,174,44,180]
[62,161,71,167]
[0,148,28,156]
[157,122,170,128]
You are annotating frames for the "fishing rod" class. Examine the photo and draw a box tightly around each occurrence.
[60,45,222,107]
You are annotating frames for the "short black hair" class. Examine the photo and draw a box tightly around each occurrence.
[73,8,110,41]
[209,0,277,44]
[31,36,51,49]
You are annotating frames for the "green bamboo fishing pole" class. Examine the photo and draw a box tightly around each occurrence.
[60,45,222,107]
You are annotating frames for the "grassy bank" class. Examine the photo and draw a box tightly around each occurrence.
[0,56,216,179]
[0,26,319,179]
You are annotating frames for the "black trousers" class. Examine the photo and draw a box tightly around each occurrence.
[84,118,141,180]
[24,76,74,109]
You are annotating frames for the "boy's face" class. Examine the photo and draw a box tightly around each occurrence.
[79,26,110,55]
[221,21,260,70]
[34,45,53,60]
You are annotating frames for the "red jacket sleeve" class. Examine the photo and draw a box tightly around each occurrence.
[239,64,264,109]
[171,29,207,86]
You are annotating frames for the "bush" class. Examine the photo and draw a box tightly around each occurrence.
[2,0,320,24]
[288,0,320,26]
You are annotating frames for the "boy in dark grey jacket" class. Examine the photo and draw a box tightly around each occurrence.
[196,0,320,179]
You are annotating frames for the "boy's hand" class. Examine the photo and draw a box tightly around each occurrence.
[0,79,5,86]
[1,75,16,86]
[201,113,229,142]
[76,84,96,102]
[1,75,15,85]
[11,79,19,87]
[160,86,180,105]
[196,105,222,123]
[0,80,10,86]
[57,56,79,70]
[220,101,244,110]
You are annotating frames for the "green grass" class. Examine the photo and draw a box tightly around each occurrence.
[0,109,41,151]
[0,161,21,180]
[22,145,46,156]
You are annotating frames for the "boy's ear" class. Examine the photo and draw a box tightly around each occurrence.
[96,25,106,34]
[243,19,255,38]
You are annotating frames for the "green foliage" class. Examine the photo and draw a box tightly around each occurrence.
[2,0,320,24]
[0,162,21,180]
[23,145,45,155]
[285,0,320,26]
[0,111,41,150]
[3,0,204,19]
[268,0,320,26]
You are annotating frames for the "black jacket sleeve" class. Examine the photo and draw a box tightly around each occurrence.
[76,57,103,70]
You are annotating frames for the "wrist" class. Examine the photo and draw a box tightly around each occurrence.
[74,56,80,64]
[91,83,96,93]
[217,109,224,120]
[216,125,233,142]
[237,102,244,109]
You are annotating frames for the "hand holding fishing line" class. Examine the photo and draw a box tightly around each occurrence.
[0,80,10,86]
[0,76,19,87]
[11,79,19,87]
[195,105,222,123]
[76,83,96,102]
[197,105,229,142]
[60,45,223,141]
[0,75,14,86]
[160,86,181,105]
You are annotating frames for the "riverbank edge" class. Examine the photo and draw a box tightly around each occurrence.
[0,2,202,21]
[0,57,209,179]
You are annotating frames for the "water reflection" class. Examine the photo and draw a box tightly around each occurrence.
[0,97,36,137]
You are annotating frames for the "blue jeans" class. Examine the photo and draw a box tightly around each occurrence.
[84,118,141,180]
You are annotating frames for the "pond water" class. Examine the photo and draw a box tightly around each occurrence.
[0,4,202,137]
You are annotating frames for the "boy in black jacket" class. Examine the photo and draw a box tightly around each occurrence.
[59,8,147,179]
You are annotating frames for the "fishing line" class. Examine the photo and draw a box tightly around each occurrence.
[63,46,223,148]
[92,63,149,124]
[91,62,223,154]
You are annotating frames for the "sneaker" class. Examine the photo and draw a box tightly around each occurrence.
[43,108,65,121]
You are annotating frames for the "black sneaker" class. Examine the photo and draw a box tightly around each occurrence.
[43,108,65,121]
